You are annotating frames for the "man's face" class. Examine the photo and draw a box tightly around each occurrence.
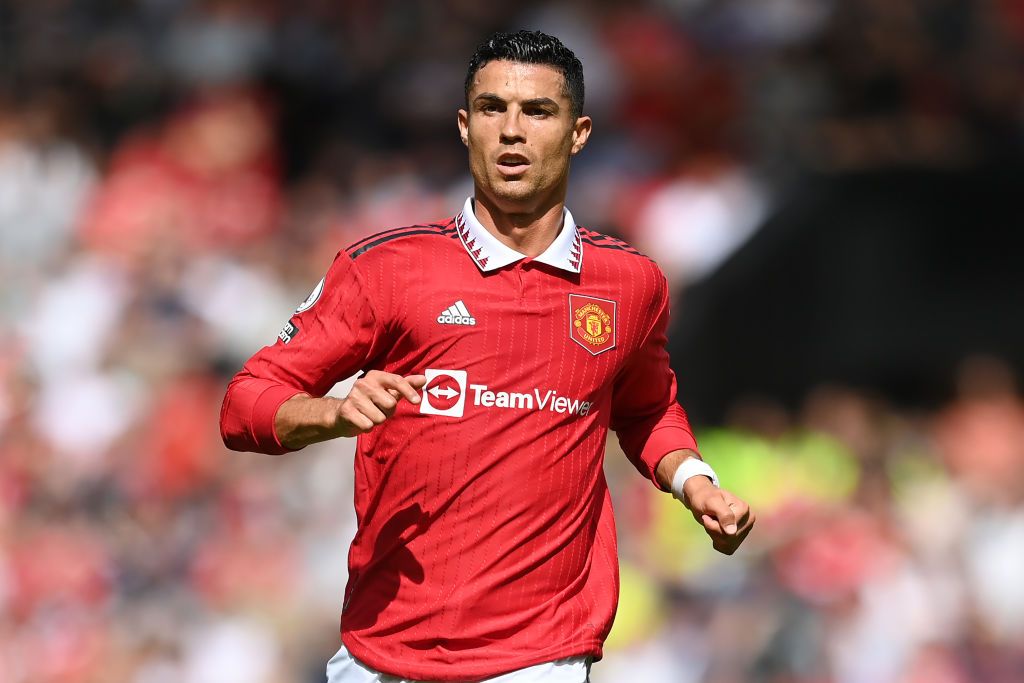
[458,60,591,214]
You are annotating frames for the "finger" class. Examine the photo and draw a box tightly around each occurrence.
[701,514,723,536]
[378,373,425,404]
[720,492,753,532]
[736,511,756,537]
[736,519,754,542]
[713,538,738,555]
[732,503,751,531]
[398,374,427,402]
[702,494,739,536]
[716,520,755,555]
[345,393,388,425]
[361,383,399,414]
[339,401,375,432]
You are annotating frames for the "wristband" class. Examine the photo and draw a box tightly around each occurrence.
[670,457,720,502]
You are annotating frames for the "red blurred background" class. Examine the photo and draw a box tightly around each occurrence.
[2,1,1023,681]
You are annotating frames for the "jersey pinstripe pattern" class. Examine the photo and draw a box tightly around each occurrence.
[221,203,698,682]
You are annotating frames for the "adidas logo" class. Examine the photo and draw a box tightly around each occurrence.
[437,300,476,326]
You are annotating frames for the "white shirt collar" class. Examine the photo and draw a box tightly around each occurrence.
[455,197,582,273]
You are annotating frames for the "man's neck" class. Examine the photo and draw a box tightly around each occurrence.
[471,193,566,259]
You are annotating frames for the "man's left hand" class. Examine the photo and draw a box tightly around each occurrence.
[681,478,755,555]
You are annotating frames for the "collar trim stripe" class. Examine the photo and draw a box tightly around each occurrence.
[456,198,582,274]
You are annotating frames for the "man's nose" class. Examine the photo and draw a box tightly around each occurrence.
[499,110,526,144]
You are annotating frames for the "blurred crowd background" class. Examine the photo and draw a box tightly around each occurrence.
[2,1,1023,681]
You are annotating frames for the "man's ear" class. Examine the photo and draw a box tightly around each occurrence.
[571,115,592,155]
[457,109,469,147]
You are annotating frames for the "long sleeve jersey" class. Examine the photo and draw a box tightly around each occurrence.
[220,199,699,681]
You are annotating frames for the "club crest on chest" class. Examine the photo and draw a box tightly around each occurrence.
[568,294,617,355]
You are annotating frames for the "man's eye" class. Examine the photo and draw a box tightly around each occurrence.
[481,104,499,113]
[526,108,550,118]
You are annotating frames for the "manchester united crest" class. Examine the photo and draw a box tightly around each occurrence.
[569,294,617,355]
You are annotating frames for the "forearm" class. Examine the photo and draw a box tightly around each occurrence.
[654,449,697,489]
[273,371,427,449]
[274,393,347,450]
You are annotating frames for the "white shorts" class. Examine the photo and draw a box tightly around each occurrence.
[325,642,590,683]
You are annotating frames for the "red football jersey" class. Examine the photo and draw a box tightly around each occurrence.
[220,199,699,681]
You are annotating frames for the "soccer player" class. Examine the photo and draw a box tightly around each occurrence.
[221,30,754,683]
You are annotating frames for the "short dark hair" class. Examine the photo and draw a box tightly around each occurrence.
[465,30,585,118]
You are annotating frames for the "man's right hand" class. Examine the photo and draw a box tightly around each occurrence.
[275,371,427,449]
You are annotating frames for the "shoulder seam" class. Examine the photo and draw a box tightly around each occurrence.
[346,220,456,259]
[578,227,649,260]
[348,220,452,252]
[579,226,641,249]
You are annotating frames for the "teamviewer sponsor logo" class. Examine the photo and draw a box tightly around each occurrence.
[419,368,591,419]
[420,369,468,417]
[469,385,592,416]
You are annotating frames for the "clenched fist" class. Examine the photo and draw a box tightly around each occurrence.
[681,478,755,555]
[656,450,755,555]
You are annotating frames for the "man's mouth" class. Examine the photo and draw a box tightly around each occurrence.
[497,154,530,174]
